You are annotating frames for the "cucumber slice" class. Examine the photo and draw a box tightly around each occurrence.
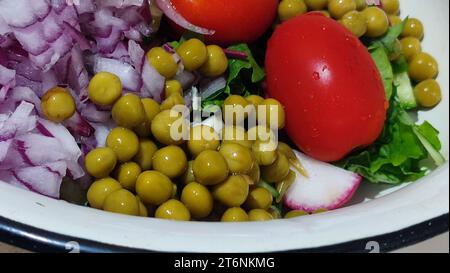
[394,71,417,110]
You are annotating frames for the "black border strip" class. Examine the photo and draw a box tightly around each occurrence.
[0,214,448,253]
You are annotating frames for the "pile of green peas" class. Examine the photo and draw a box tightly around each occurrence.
[277,0,442,108]
[84,53,314,221]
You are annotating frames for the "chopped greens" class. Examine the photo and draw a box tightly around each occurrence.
[339,98,444,184]
[202,43,265,108]
[340,20,446,184]
[372,18,407,56]
[370,45,394,100]
[259,180,281,199]
[394,71,417,109]
[225,43,266,94]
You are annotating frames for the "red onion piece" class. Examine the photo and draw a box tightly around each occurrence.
[62,21,91,51]
[366,0,382,7]
[93,56,141,92]
[163,43,175,54]
[223,49,248,60]
[200,77,227,100]
[155,0,215,35]
[63,111,95,137]
[141,61,165,102]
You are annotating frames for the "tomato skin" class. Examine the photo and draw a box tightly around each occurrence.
[169,0,278,45]
[266,13,387,162]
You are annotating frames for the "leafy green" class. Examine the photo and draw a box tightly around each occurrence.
[368,18,408,101]
[417,122,442,151]
[377,18,406,55]
[259,180,280,199]
[394,71,417,109]
[225,43,265,94]
[354,16,446,184]
[202,43,265,107]
[368,18,406,56]
[392,56,409,74]
[339,98,445,185]
[370,45,394,100]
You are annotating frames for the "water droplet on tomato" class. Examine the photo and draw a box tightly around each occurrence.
[313,72,320,80]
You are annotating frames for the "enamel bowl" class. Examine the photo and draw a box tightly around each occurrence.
[0,0,448,253]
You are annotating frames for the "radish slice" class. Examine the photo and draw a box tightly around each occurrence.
[155,0,215,35]
[284,150,362,213]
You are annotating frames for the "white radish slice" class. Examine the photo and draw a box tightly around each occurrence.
[284,150,362,213]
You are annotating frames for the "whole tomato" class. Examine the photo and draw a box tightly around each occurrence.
[266,13,388,162]
[169,0,278,45]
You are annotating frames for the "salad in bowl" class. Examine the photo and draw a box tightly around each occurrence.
[0,0,448,251]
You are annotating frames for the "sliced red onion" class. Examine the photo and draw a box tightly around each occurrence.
[174,70,197,89]
[134,21,153,37]
[0,101,36,140]
[37,118,84,179]
[30,0,51,20]
[200,76,227,100]
[79,135,98,155]
[41,70,59,94]
[51,0,69,13]
[68,46,90,92]
[183,88,192,110]
[0,139,11,162]
[63,21,91,51]
[63,111,95,137]
[2,87,42,114]
[128,40,145,73]
[155,0,215,35]
[14,164,66,198]
[0,64,15,95]
[93,123,115,148]
[163,43,175,54]
[124,28,142,42]
[0,0,39,28]
[0,16,11,37]
[81,103,112,123]
[141,61,165,102]
[104,42,131,63]
[94,56,141,91]
[366,0,381,6]
[6,2,81,71]
[74,0,96,15]
[41,10,64,42]
[98,0,145,8]
[15,134,69,166]
[223,48,248,60]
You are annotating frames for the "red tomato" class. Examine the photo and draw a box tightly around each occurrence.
[169,0,278,45]
[266,13,388,162]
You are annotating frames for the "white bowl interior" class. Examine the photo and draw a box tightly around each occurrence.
[0,0,448,252]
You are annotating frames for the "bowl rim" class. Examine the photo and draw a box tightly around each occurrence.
[0,213,447,253]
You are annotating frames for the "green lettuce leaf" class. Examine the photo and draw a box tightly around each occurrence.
[202,43,265,107]
[370,45,394,100]
[339,99,445,185]
[225,43,265,94]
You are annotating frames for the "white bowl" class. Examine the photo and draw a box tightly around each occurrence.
[0,0,448,253]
